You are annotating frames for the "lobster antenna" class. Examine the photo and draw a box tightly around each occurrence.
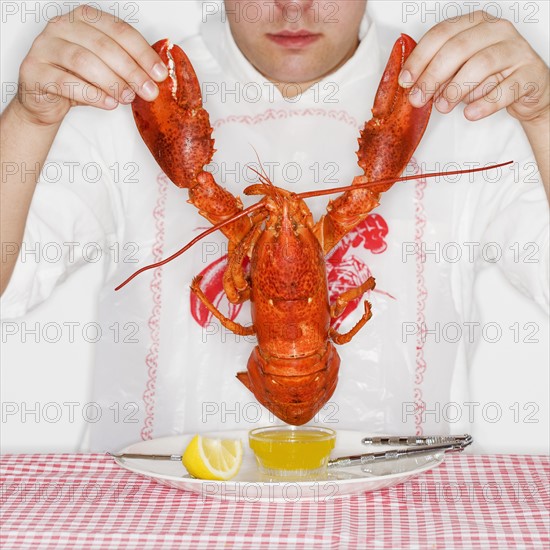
[114,201,265,291]
[248,166,271,187]
[116,161,513,291]
[248,167,285,210]
[248,146,285,208]
[250,145,273,186]
[296,161,513,200]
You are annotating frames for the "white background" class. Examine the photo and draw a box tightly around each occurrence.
[1,1,549,453]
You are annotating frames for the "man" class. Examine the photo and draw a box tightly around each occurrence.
[1,1,548,450]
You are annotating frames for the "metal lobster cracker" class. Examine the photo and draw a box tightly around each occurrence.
[116,35,509,426]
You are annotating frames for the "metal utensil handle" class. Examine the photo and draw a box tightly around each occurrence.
[328,439,471,469]
[108,452,182,461]
[361,434,472,446]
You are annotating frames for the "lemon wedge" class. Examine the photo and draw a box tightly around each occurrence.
[182,435,243,480]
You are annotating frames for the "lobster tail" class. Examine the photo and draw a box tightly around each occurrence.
[239,344,340,425]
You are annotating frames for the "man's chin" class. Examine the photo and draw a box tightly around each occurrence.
[262,60,326,87]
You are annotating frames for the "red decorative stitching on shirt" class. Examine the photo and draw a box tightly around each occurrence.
[213,108,362,130]
[412,157,427,436]
[141,173,169,441]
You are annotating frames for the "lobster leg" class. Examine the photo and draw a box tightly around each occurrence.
[330,276,376,318]
[190,276,255,336]
[314,34,433,254]
[223,222,265,303]
[132,40,251,247]
[329,300,373,345]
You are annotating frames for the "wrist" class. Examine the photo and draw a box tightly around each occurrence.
[8,96,64,131]
[520,107,550,132]
[519,107,549,200]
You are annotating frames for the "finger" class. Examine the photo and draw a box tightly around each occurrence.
[32,62,118,109]
[45,37,137,104]
[75,5,168,82]
[399,10,489,88]
[463,68,530,120]
[436,75,500,113]
[408,23,515,108]
[432,77,453,113]
[435,42,516,113]
[465,75,503,104]
[56,23,157,103]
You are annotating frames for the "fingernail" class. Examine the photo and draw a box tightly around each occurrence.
[465,104,481,120]
[120,88,136,104]
[142,80,159,100]
[104,95,118,109]
[399,69,413,88]
[408,87,423,107]
[436,96,450,112]
[151,62,168,81]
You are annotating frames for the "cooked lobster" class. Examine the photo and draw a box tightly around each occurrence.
[116,35,509,425]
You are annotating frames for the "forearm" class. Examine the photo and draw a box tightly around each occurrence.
[0,99,62,294]
[520,110,550,203]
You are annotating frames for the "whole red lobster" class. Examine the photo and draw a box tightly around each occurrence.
[117,35,509,425]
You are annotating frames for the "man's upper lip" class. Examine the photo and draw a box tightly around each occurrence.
[270,30,319,37]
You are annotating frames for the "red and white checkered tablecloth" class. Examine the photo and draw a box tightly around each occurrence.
[1,453,548,549]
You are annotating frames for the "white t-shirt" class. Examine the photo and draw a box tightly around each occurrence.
[2,16,548,451]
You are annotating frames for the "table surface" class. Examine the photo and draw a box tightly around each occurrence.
[1,453,548,549]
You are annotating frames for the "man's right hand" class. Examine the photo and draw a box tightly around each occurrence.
[15,4,168,126]
[1,5,169,294]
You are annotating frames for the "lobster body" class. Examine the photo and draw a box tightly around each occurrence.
[128,35,434,425]
[242,196,339,425]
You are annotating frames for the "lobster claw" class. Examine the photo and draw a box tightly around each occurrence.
[132,39,215,187]
[357,34,433,194]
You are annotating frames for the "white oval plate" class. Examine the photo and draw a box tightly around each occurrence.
[113,430,445,502]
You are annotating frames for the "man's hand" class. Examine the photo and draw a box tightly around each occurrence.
[14,4,168,127]
[1,5,169,294]
[398,10,549,197]
[399,10,549,124]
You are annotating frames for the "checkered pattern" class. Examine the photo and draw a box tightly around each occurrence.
[1,453,548,549]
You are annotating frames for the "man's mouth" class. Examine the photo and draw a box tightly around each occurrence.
[266,30,321,48]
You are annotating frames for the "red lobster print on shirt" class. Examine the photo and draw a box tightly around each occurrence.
[190,214,390,329]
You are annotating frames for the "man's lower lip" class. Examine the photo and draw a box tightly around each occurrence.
[267,34,321,48]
